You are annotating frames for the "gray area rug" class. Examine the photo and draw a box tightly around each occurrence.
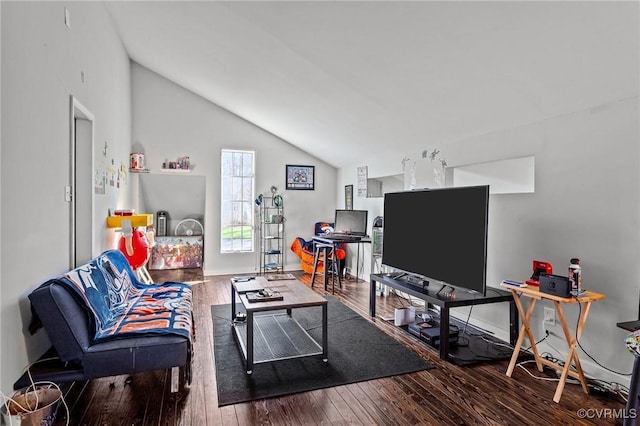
[211,295,434,406]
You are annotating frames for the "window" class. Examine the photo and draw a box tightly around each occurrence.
[221,150,255,253]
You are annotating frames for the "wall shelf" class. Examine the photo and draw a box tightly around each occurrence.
[158,168,192,174]
[106,214,153,228]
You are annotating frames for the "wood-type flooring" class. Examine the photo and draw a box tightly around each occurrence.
[54,269,628,425]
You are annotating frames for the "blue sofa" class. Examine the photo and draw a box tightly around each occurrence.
[17,250,193,390]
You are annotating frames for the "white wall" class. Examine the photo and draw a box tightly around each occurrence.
[0,2,131,393]
[0,2,3,391]
[131,63,336,275]
[339,96,640,386]
[137,173,206,235]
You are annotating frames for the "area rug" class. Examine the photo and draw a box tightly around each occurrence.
[211,296,434,406]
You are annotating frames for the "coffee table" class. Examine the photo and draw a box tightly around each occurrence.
[230,276,328,374]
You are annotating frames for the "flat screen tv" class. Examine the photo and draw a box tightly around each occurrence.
[382,185,489,296]
[334,209,368,236]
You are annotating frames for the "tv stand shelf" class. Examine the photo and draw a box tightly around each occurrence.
[369,273,518,363]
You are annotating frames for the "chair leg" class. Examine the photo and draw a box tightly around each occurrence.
[328,248,342,294]
[331,252,342,293]
[311,245,321,288]
[330,254,336,295]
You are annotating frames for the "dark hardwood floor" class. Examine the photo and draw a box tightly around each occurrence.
[55,269,627,425]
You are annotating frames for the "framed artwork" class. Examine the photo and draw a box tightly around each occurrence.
[286,165,315,190]
[345,185,353,210]
[357,165,368,197]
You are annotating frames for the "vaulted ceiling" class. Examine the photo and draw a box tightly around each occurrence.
[105,1,639,168]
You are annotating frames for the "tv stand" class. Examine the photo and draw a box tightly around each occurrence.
[369,273,518,363]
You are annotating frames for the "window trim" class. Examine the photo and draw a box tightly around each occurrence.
[220,149,255,253]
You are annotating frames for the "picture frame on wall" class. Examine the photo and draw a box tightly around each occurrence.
[345,184,353,210]
[286,165,315,190]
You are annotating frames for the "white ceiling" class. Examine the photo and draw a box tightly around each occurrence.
[105,1,640,168]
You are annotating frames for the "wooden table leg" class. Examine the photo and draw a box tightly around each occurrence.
[524,301,545,372]
[552,300,592,402]
[506,290,540,376]
[573,301,593,394]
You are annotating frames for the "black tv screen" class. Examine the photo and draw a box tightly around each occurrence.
[382,186,489,295]
[334,210,368,235]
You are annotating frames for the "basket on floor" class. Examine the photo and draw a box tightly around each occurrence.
[1,385,62,426]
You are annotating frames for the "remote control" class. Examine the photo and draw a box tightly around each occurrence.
[502,280,526,287]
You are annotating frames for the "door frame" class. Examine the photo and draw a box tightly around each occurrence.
[69,95,95,269]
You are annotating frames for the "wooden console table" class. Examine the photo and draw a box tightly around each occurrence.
[501,283,606,403]
[370,273,518,362]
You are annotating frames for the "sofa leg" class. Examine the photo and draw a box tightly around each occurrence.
[171,366,180,393]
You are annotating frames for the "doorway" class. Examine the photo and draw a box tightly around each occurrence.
[70,96,94,268]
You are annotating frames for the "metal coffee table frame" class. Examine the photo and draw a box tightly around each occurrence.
[231,277,328,374]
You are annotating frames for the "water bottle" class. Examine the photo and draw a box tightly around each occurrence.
[569,258,582,295]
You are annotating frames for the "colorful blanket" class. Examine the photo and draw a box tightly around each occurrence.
[55,250,192,343]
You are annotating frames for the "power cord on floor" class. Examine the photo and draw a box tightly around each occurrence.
[517,348,631,403]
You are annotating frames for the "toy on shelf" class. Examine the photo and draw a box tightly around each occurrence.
[525,260,553,286]
[162,156,191,171]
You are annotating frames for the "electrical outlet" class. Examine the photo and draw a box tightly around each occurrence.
[544,307,555,326]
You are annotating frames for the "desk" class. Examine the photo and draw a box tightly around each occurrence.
[312,235,371,291]
[501,283,606,403]
[371,273,518,362]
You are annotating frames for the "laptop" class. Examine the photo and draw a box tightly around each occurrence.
[330,209,369,237]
